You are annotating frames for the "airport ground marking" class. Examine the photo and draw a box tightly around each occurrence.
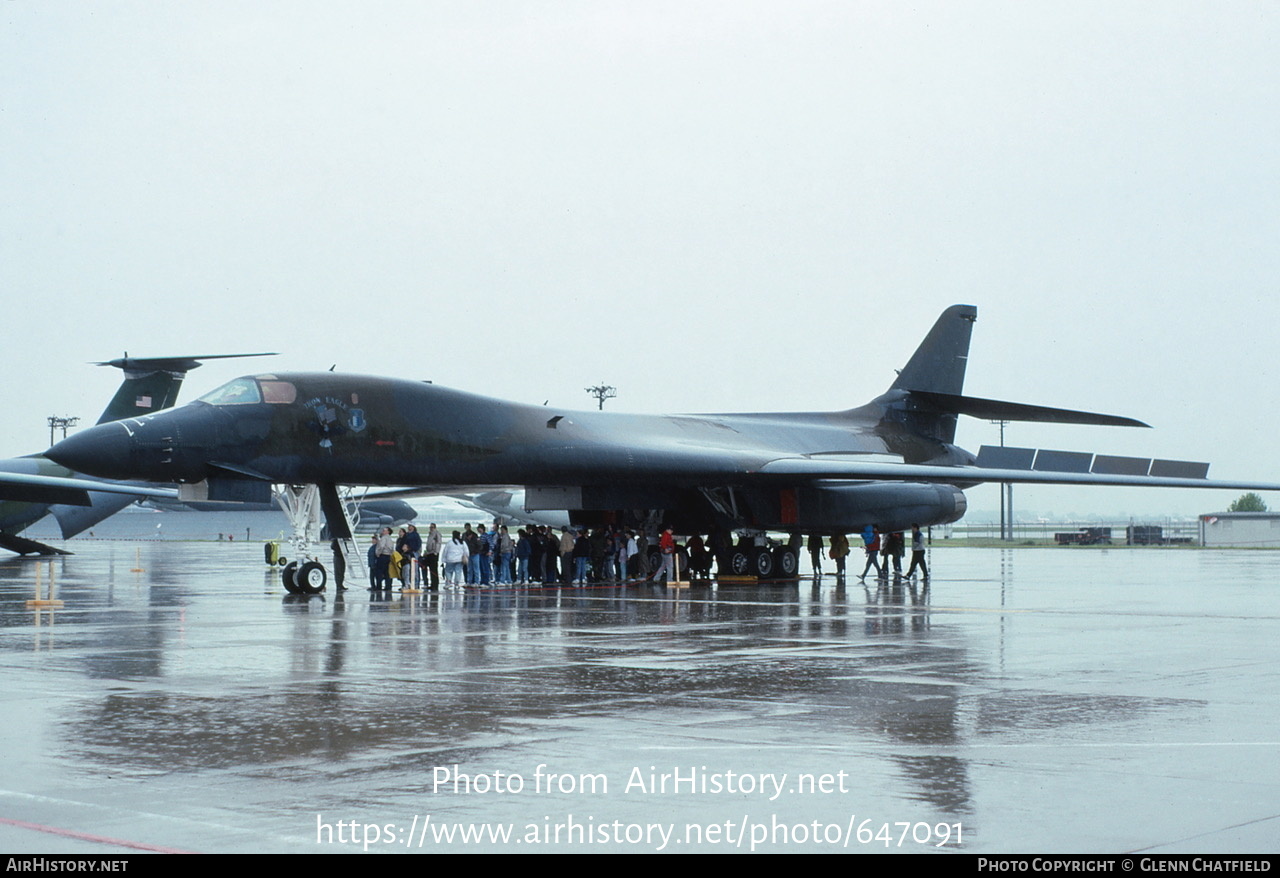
[0,816,195,854]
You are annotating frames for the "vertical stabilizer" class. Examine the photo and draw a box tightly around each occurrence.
[95,358,193,424]
[93,353,276,424]
[889,304,977,396]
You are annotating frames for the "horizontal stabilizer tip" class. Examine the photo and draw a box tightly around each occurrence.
[910,391,1150,428]
[95,352,278,374]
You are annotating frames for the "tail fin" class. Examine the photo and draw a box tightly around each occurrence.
[879,305,1148,450]
[93,352,276,424]
[874,305,977,448]
[890,304,977,396]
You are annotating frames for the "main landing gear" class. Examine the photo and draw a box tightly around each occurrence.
[723,534,799,580]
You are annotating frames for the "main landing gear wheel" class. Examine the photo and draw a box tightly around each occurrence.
[295,561,327,594]
[728,549,751,576]
[281,561,302,594]
[752,548,776,579]
[774,547,799,579]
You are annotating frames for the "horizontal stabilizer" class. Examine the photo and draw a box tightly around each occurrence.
[0,533,72,556]
[910,391,1150,428]
[94,352,278,375]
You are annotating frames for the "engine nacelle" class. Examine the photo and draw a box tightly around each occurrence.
[529,481,967,535]
[789,481,967,533]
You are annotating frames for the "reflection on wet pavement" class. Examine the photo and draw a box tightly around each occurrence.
[1,542,1277,852]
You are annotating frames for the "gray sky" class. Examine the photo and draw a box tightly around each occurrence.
[3,1,1277,519]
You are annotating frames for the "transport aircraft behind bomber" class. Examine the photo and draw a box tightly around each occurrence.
[0,353,271,555]
[47,305,1280,590]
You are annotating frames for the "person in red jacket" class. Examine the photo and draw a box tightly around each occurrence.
[651,527,677,583]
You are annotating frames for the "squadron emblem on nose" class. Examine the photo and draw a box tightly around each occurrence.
[304,397,368,448]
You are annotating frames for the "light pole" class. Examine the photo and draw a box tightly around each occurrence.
[48,416,79,447]
[991,419,1013,541]
[585,384,617,411]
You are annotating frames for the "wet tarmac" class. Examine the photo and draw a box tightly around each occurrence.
[1,539,1278,854]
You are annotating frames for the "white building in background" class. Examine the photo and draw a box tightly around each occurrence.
[1199,512,1280,548]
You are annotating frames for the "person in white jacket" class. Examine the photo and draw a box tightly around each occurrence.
[441,531,470,589]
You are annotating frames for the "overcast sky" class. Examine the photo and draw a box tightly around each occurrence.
[3,2,1277,520]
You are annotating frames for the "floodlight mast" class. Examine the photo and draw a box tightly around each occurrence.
[48,416,79,447]
[991,419,1013,540]
[586,384,617,411]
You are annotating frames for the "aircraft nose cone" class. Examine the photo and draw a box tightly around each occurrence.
[48,423,136,480]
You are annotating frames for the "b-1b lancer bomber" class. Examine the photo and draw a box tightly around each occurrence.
[47,306,1280,591]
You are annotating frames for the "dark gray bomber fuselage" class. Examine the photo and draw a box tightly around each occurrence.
[45,368,967,529]
[47,306,1280,537]
[46,371,970,531]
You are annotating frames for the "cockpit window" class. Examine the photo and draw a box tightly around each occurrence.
[198,378,262,406]
[259,381,297,404]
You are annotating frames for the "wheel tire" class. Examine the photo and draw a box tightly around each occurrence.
[753,549,776,579]
[281,562,303,594]
[774,547,799,578]
[728,549,751,576]
[296,561,327,594]
[675,546,690,579]
[277,557,288,566]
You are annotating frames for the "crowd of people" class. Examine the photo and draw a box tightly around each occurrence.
[353,520,930,592]
[362,522,657,591]
[836,524,928,581]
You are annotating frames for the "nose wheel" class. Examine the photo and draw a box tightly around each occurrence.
[295,561,327,593]
[281,559,328,594]
[281,561,302,594]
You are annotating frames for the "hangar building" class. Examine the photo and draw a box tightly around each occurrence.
[1199,512,1280,548]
